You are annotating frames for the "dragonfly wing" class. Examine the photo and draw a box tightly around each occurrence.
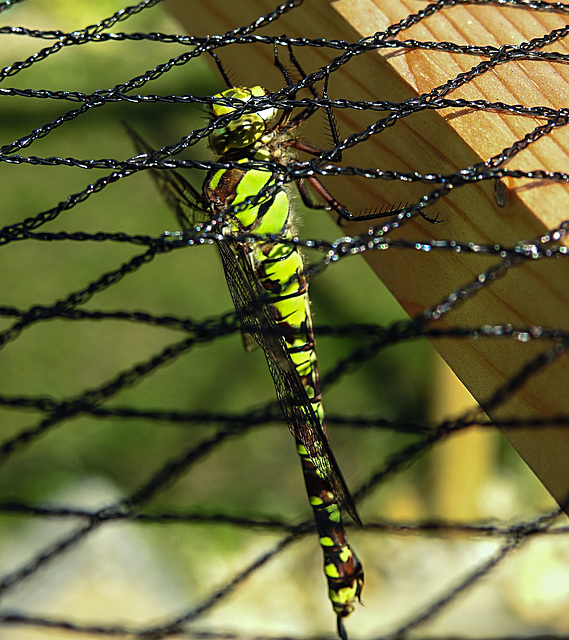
[217,240,360,523]
[125,123,359,522]
[125,125,261,353]
[123,122,208,229]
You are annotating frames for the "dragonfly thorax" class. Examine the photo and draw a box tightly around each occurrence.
[209,86,280,155]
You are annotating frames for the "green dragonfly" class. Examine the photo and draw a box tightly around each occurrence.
[126,77,365,638]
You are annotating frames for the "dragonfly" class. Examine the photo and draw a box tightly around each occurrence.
[125,69,368,638]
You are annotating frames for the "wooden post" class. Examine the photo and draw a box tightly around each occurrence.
[167,0,569,514]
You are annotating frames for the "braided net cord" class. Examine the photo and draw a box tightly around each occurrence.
[1,1,569,639]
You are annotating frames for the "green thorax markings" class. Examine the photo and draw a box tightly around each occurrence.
[204,87,318,396]
[205,86,292,236]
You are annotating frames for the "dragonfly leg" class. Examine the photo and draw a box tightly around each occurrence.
[280,51,341,162]
[298,168,439,224]
[289,140,416,222]
[208,50,233,89]
[273,42,320,128]
[303,174,413,223]
[296,178,328,210]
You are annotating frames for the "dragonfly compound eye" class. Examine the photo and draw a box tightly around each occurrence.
[209,86,279,154]
[209,119,266,154]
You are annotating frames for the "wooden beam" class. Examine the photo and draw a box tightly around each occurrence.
[167,0,569,514]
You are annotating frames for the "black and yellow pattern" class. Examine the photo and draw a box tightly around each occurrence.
[126,84,363,637]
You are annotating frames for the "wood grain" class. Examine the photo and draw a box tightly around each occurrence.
[167,0,569,514]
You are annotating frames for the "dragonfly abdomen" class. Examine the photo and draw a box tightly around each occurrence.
[248,199,365,623]
[125,100,364,634]
[203,85,365,631]
[297,440,364,620]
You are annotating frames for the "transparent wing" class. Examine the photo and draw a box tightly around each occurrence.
[125,122,260,353]
[217,241,360,523]
[125,123,359,522]
[123,122,208,228]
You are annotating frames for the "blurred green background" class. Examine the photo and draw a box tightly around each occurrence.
[0,2,563,639]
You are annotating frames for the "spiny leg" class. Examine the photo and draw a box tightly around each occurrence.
[273,42,395,222]
[321,68,343,163]
[274,49,438,224]
[296,178,328,211]
[278,46,342,162]
[270,60,432,223]
[208,50,233,88]
[273,42,322,128]
[299,170,416,223]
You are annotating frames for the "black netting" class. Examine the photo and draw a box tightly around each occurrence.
[1,1,569,639]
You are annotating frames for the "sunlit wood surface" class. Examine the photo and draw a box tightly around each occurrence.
[168,0,569,515]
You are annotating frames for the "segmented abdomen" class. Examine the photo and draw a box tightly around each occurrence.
[204,160,363,619]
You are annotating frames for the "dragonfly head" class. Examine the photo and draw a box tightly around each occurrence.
[209,86,279,155]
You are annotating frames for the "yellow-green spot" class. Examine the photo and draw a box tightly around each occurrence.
[325,563,340,579]
[339,547,353,563]
[209,86,279,154]
[320,536,334,547]
[326,504,341,523]
[330,586,357,606]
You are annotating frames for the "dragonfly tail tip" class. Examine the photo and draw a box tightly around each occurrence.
[337,615,349,640]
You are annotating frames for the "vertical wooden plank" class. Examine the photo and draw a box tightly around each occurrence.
[167,0,569,514]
